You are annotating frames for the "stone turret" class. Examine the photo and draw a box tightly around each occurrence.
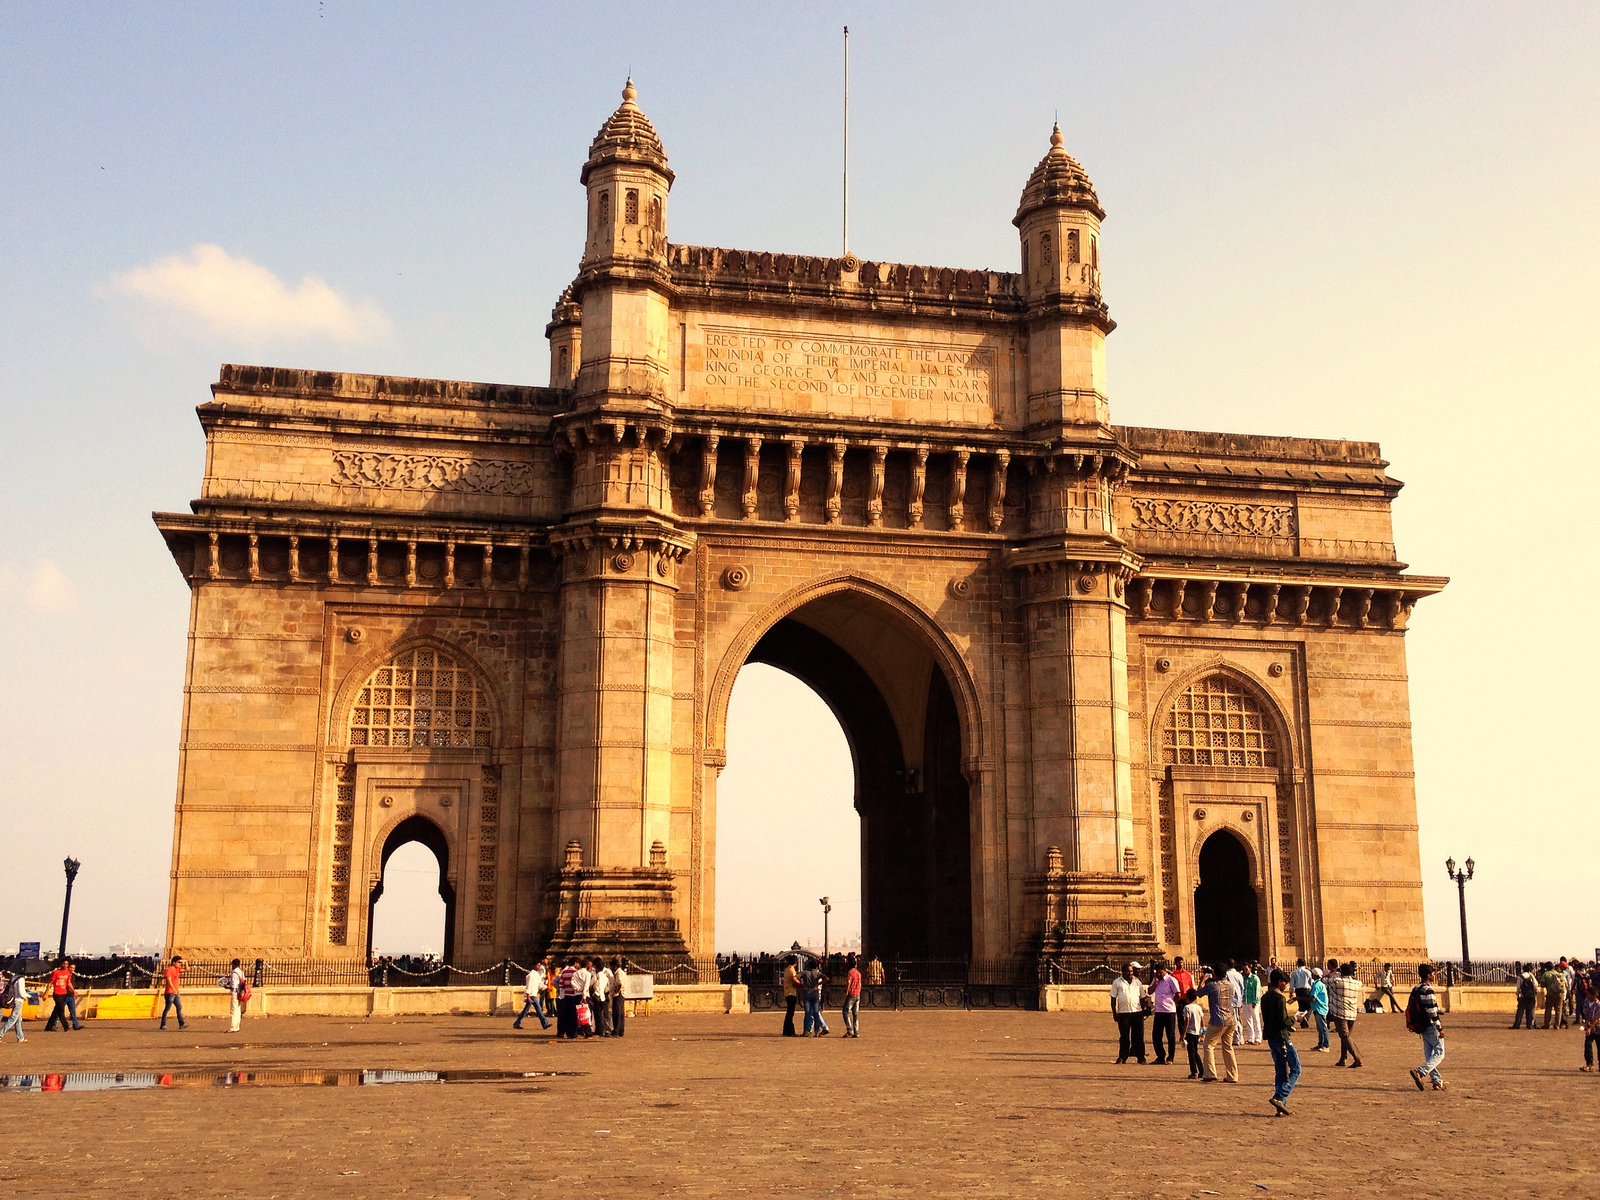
[1015,123,1115,429]
[580,78,673,271]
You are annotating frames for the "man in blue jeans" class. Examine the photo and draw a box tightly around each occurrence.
[800,957,829,1036]
[1261,968,1300,1116]
[512,958,550,1031]
[1407,962,1446,1091]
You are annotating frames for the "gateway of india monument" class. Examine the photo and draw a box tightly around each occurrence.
[155,82,1444,975]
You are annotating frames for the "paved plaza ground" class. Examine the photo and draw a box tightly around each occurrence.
[0,1007,1594,1197]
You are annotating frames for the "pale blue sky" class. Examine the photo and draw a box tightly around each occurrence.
[3,4,1596,959]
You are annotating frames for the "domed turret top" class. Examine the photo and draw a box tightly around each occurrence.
[1014,122,1103,224]
[582,77,673,186]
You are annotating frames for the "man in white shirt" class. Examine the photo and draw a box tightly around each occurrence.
[1290,959,1313,1027]
[225,959,247,1033]
[556,957,584,1039]
[589,957,612,1037]
[513,958,550,1031]
[609,957,628,1038]
[1226,963,1247,1045]
[1108,962,1149,1064]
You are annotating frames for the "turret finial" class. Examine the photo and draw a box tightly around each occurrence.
[622,76,637,105]
[1049,121,1064,151]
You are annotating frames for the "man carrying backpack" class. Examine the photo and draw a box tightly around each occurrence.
[1511,964,1537,1030]
[1406,962,1446,1092]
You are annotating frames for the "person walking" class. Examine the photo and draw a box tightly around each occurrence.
[1309,968,1331,1051]
[159,956,189,1031]
[610,957,628,1038]
[45,959,81,1032]
[513,958,550,1031]
[1540,961,1564,1029]
[1181,988,1206,1079]
[1560,957,1577,1025]
[1579,986,1600,1073]
[220,959,247,1033]
[800,957,829,1036]
[1262,968,1301,1116]
[841,952,862,1039]
[780,954,801,1037]
[1406,962,1446,1091]
[1374,962,1401,1013]
[0,970,30,1043]
[1108,962,1148,1064]
[1290,959,1313,1028]
[1511,964,1537,1030]
[1239,962,1263,1044]
[1326,960,1364,1067]
[1199,963,1240,1083]
[1150,963,1181,1065]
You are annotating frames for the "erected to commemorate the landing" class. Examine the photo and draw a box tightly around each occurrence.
[154,82,1445,973]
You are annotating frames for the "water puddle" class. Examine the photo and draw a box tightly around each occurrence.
[0,1068,583,1093]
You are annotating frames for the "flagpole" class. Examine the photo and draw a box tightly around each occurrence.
[843,25,850,257]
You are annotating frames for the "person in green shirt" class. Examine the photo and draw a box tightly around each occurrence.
[1240,962,1264,1044]
[1262,968,1300,1117]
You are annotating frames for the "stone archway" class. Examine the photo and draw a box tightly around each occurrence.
[1193,830,1260,967]
[368,814,457,964]
[742,615,972,960]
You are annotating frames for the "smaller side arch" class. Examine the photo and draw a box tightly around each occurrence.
[367,813,456,963]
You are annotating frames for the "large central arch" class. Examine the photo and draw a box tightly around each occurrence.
[708,576,984,959]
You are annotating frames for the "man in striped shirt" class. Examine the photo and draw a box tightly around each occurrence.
[1407,962,1446,1091]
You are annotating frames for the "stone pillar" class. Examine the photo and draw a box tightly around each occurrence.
[1016,550,1157,965]
[549,524,692,960]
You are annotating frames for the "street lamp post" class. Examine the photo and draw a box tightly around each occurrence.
[58,857,81,961]
[819,896,832,965]
[1445,856,1474,977]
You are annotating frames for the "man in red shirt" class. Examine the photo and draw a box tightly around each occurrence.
[1171,956,1195,998]
[160,956,189,1031]
[842,953,863,1038]
[45,958,82,1032]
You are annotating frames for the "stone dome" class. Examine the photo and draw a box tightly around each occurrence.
[581,78,674,186]
[1014,123,1103,225]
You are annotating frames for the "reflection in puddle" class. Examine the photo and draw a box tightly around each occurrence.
[0,1068,582,1093]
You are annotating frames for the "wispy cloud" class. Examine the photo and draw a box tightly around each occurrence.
[0,560,80,614]
[96,244,392,344]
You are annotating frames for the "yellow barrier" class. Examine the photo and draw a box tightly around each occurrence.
[94,993,161,1020]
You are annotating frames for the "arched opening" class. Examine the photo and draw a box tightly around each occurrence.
[368,815,455,963]
[716,665,859,955]
[1194,831,1259,966]
[717,591,974,961]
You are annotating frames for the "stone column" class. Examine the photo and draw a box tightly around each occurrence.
[867,444,887,528]
[825,441,846,525]
[908,446,928,529]
[783,439,804,523]
[1016,551,1157,965]
[548,525,693,961]
[741,436,762,520]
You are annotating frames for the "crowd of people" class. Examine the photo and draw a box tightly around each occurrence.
[5,948,1596,1077]
[772,952,865,1037]
[1106,954,1600,1115]
[511,955,629,1040]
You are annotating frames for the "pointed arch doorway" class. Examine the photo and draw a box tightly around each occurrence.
[1193,830,1260,966]
[713,583,978,961]
[368,815,457,963]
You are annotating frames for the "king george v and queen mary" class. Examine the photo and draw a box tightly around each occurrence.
[1107,956,1453,1117]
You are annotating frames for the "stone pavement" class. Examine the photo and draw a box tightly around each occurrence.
[0,1008,1594,1197]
